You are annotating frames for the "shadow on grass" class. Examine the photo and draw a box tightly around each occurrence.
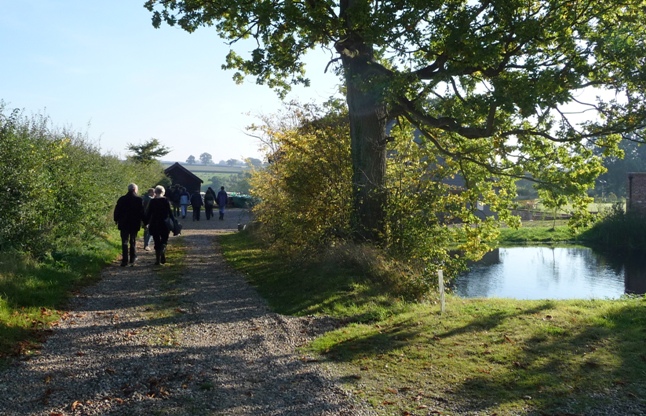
[451,301,646,414]
[219,233,392,319]
[319,299,646,414]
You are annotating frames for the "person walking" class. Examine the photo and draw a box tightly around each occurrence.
[144,185,173,265]
[169,184,181,217]
[179,187,190,219]
[204,187,216,220]
[142,187,155,251]
[190,190,204,221]
[216,186,228,220]
[113,183,144,267]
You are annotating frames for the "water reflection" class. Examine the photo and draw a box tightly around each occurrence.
[452,246,646,300]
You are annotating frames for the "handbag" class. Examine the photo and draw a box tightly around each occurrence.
[172,220,182,236]
[164,216,174,232]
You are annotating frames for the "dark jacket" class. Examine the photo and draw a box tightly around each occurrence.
[144,197,172,235]
[114,192,144,232]
[217,189,228,207]
[169,187,181,204]
[190,192,203,208]
[204,189,216,206]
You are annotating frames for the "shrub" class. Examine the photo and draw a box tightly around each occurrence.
[579,202,646,252]
[0,102,166,257]
[249,101,353,258]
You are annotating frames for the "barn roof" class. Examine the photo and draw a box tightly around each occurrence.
[164,162,203,183]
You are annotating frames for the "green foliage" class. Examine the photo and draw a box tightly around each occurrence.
[146,0,646,244]
[249,101,353,258]
[385,120,522,280]
[579,202,646,252]
[0,103,166,257]
[126,138,170,164]
[209,172,251,194]
[595,136,646,198]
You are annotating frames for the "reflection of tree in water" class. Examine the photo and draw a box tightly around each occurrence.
[450,249,500,297]
[601,251,646,295]
[454,246,644,299]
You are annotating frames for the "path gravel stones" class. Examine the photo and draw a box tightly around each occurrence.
[0,209,374,416]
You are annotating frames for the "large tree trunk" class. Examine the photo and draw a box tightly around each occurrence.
[338,36,389,242]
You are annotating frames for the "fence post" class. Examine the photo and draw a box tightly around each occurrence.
[438,269,445,314]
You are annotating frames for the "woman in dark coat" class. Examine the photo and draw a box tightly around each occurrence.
[144,185,173,265]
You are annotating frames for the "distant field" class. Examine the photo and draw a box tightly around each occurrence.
[161,162,248,187]
[161,161,246,174]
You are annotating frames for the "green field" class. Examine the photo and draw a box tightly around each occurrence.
[162,162,248,185]
[161,161,246,174]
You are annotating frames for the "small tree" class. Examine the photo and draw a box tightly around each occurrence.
[186,155,196,164]
[126,138,170,164]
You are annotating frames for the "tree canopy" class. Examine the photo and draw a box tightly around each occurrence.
[126,138,170,164]
[145,0,646,243]
[200,152,213,164]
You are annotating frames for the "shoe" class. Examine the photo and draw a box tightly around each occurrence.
[129,255,137,265]
[120,261,128,267]
[144,246,151,251]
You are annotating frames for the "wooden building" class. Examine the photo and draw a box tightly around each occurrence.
[164,162,203,193]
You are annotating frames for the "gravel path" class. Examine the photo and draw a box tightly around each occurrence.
[0,209,374,416]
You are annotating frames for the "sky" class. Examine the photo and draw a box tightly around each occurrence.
[0,0,342,163]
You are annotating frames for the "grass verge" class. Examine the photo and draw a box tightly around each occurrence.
[220,231,646,415]
[0,231,121,367]
[497,220,577,244]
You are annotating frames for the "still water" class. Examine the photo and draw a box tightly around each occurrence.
[452,246,646,300]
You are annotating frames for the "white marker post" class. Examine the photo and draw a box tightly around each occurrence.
[438,269,445,314]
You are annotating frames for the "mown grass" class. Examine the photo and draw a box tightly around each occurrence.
[497,220,577,244]
[0,232,121,366]
[220,230,646,415]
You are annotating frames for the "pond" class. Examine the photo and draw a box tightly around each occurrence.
[451,246,646,300]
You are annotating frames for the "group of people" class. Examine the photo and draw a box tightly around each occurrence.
[113,183,229,267]
[165,184,228,221]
